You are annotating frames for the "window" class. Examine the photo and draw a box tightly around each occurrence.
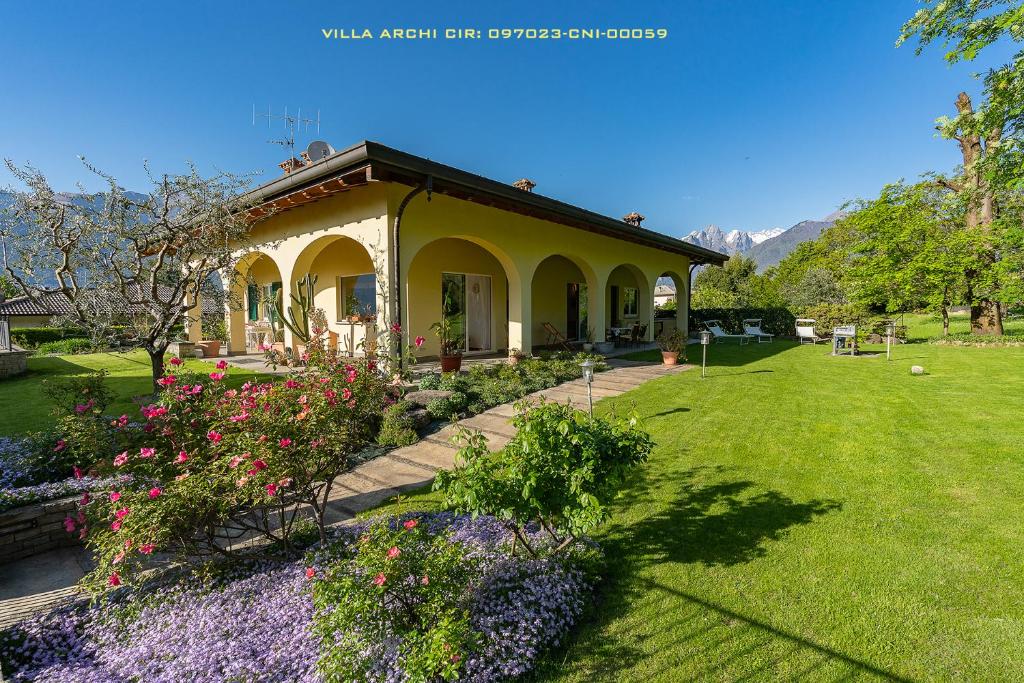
[623,287,638,317]
[248,282,280,321]
[338,274,377,321]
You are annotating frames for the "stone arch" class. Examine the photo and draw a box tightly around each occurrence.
[225,251,284,353]
[653,269,687,340]
[605,263,653,341]
[529,253,600,346]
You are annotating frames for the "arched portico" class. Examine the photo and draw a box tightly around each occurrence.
[530,254,600,348]
[605,263,652,343]
[405,236,519,357]
[223,251,284,354]
[652,269,687,341]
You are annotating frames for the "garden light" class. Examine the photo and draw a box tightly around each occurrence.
[885,322,896,361]
[699,330,712,378]
[580,359,595,417]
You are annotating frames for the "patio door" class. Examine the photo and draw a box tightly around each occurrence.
[442,273,492,353]
[566,283,588,341]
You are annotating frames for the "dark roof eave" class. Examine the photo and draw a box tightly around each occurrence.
[244,140,729,265]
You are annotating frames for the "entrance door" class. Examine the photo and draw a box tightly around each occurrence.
[441,273,492,353]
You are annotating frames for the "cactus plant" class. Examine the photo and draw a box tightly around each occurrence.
[274,273,318,345]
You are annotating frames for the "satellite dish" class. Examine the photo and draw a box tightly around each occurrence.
[306,141,335,162]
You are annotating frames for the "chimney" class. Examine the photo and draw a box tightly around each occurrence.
[623,212,645,227]
[279,157,305,174]
[512,178,536,192]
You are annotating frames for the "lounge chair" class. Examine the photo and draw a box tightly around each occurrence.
[703,320,751,345]
[742,319,773,343]
[541,322,573,352]
[796,318,829,344]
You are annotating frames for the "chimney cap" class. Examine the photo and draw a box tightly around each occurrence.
[512,178,536,192]
[279,157,305,174]
[623,212,645,226]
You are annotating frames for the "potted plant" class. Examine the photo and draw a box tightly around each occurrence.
[508,347,526,365]
[430,306,463,373]
[582,327,595,353]
[656,329,686,366]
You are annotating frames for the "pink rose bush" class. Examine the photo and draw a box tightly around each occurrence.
[77,348,396,591]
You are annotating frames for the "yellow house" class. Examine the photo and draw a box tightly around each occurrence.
[187,141,726,358]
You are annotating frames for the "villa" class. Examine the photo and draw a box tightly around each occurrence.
[186,140,727,358]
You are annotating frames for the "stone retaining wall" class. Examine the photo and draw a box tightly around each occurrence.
[0,496,79,564]
[0,350,28,379]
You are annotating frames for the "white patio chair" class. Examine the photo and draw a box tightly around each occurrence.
[742,318,773,343]
[796,318,828,344]
[703,320,751,345]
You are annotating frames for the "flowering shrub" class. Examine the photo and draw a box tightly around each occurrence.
[77,340,397,591]
[1,513,595,683]
[312,516,479,681]
[436,400,653,557]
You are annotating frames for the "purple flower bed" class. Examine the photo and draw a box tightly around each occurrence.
[1,513,597,682]
[0,476,132,514]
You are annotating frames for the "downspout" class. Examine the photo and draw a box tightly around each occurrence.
[687,263,699,337]
[392,175,432,368]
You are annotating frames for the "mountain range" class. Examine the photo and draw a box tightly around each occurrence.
[683,212,844,270]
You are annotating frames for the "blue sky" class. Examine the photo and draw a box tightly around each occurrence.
[0,1,1010,236]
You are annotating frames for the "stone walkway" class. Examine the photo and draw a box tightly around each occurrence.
[0,357,690,631]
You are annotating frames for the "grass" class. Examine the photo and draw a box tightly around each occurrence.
[375,340,1024,681]
[0,350,269,435]
[901,311,1024,341]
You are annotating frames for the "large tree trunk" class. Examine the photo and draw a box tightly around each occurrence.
[950,93,1004,335]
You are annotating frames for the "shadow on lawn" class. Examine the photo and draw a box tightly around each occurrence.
[615,465,842,567]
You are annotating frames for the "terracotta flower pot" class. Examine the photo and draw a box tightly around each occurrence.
[198,340,221,358]
[440,354,463,373]
[661,351,679,366]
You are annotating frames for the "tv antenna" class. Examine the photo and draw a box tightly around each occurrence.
[252,105,321,159]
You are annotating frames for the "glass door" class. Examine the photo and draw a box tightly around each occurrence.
[441,273,492,353]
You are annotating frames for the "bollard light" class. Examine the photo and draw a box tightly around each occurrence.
[580,359,595,417]
[700,330,712,378]
[885,322,896,361]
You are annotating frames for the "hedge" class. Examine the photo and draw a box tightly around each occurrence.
[10,327,89,348]
[688,307,796,337]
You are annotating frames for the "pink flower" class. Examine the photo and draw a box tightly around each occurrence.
[372,573,387,586]
[279,438,292,448]
[421,575,429,585]
[415,335,425,348]
[285,379,300,389]
[387,546,401,559]
[228,455,244,468]
[139,447,156,458]
[54,439,66,452]
[109,491,121,503]
[306,567,316,580]
[390,322,401,334]
[157,375,176,387]
[113,452,128,467]
[112,551,125,564]
[169,357,183,366]
[246,459,268,476]
[63,517,76,533]
[139,543,156,554]
[148,487,162,499]
[72,466,83,480]
[114,507,130,520]
[277,477,292,487]
[207,430,223,443]
[403,519,418,530]
[80,493,90,505]
[175,451,188,464]
[209,372,225,381]
[108,572,121,587]
[111,520,123,532]
[265,483,278,496]
[342,388,352,401]
[216,360,228,369]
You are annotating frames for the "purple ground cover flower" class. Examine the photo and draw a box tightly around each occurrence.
[1,513,596,682]
[0,476,131,513]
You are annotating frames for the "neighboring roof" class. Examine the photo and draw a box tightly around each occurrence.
[243,141,729,265]
[0,288,220,317]
[654,284,676,296]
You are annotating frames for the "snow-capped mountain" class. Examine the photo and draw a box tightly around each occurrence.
[683,225,785,254]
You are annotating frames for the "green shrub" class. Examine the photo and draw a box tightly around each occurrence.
[378,401,420,447]
[35,338,96,355]
[418,373,441,390]
[11,327,89,349]
[426,391,467,421]
[435,400,653,556]
[689,307,796,337]
[929,333,1024,347]
[311,516,479,682]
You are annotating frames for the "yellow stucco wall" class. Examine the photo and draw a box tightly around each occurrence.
[202,178,692,355]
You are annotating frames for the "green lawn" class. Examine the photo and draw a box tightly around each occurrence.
[0,350,269,435]
[375,341,1024,681]
[901,311,1024,340]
